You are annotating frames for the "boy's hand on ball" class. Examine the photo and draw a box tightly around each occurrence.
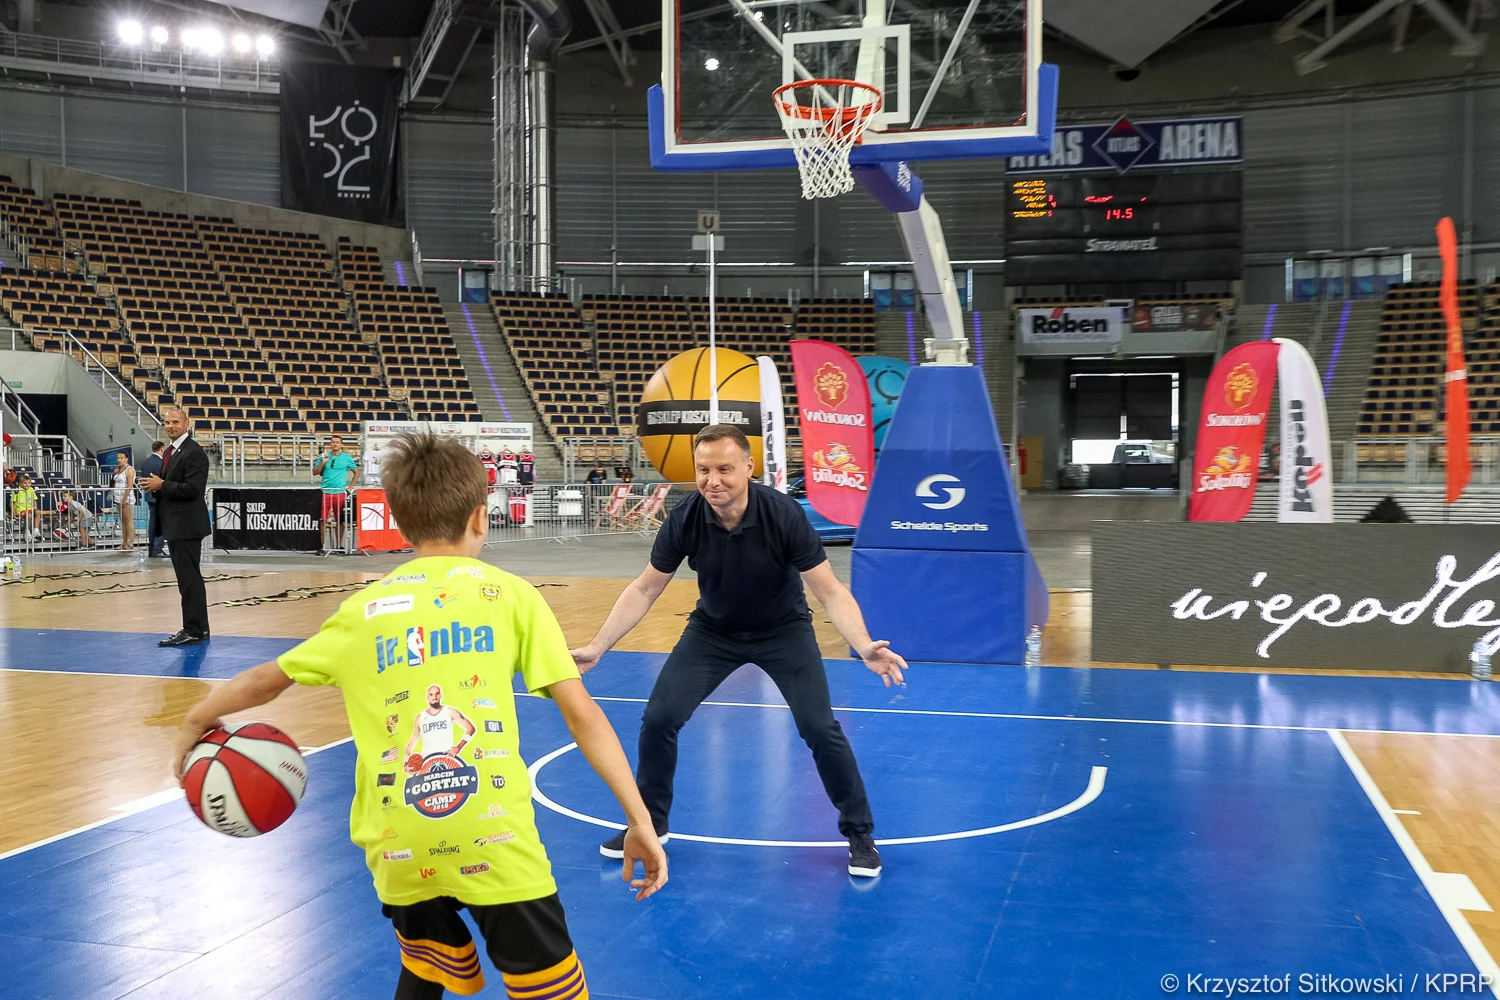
[405,753,424,774]
[172,719,219,780]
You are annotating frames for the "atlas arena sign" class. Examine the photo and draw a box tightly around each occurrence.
[1018,307,1125,345]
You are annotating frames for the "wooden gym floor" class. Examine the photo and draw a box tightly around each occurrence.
[0,544,1497,997]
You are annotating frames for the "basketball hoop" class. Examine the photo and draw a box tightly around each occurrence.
[773,79,882,200]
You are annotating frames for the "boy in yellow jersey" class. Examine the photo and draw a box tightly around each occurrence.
[172,433,667,1000]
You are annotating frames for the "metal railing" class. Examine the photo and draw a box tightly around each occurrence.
[0,31,280,94]
[0,215,30,269]
[50,328,164,440]
[6,434,94,483]
[410,232,426,288]
[220,435,327,483]
[1,481,699,562]
[1339,437,1500,485]
[2,483,146,559]
[195,483,692,554]
[477,483,687,546]
[560,436,647,483]
[0,366,43,434]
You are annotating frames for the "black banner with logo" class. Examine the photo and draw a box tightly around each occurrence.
[1131,302,1222,333]
[280,64,402,225]
[1092,522,1500,672]
[213,488,323,551]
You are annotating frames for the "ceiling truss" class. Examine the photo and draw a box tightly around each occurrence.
[1274,0,1494,72]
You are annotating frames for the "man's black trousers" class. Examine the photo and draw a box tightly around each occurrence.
[635,614,873,837]
[170,537,209,636]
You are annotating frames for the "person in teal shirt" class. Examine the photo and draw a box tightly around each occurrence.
[314,434,360,552]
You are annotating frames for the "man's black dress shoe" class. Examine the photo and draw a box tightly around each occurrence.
[159,630,209,647]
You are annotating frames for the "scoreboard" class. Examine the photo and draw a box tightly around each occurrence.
[1005,172,1242,284]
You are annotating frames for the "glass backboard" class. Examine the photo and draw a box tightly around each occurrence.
[649,0,1056,170]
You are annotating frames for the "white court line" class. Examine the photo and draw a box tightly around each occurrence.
[0,736,353,864]
[11,672,1496,739]
[1328,729,1500,999]
[551,693,1500,741]
[0,667,241,682]
[526,740,1107,847]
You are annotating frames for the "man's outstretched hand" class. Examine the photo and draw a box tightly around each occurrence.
[569,645,602,675]
[859,640,908,687]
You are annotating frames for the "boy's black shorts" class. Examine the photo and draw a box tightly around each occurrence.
[383,893,586,998]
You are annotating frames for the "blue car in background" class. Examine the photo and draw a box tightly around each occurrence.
[788,478,858,543]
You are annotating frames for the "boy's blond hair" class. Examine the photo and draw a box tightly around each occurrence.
[381,433,489,543]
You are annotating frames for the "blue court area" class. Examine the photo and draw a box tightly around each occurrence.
[2,643,1497,998]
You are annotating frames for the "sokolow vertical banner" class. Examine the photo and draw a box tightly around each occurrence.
[280,64,402,224]
[757,355,788,493]
[790,340,875,527]
[1275,338,1332,523]
[1189,341,1278,523]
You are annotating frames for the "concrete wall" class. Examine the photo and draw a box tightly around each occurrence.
[0,350,155,458]
[1017,356,1068,489]
[0,152,411,263]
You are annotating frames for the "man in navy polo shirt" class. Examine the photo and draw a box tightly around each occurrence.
[570,424,907,877]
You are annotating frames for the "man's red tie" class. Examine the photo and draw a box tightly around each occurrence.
[161,444,174,474]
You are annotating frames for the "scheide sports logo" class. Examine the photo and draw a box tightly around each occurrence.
[915,474,965,511]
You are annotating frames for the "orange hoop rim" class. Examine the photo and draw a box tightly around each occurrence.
[772,78,883,123]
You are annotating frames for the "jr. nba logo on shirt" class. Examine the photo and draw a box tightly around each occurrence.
[406,627,426,667]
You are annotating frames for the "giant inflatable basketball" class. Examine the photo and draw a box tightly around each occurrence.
[636,347,764,484]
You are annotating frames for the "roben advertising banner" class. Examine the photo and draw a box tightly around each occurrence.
[1018,306,1125,345]
[1092,522,1500,672]
[790,340,875,528]
[213,488,322,551]
[1189,341,1279,523]
[1275,338,1333,523]
[280,64,402,225]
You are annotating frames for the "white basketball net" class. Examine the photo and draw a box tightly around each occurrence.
[773,80,883,200]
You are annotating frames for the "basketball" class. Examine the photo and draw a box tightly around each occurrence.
[636,347,764,483]
[181,721,308,838]
[857,356,911,451]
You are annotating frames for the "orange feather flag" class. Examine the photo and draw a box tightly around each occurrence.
[1436,217,1472,505]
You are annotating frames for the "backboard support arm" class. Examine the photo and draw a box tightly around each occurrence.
[897,196,969,365]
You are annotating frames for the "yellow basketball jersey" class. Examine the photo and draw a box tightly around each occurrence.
[277,556,579,906]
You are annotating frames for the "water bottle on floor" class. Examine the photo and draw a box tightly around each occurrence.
[1471,641,1492,681]
[137,546,147,570]
[1024,625,1043,667]
[11,556,22,581]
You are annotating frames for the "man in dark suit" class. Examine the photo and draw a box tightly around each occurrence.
[140,408,211,647]
[140,440,166,557]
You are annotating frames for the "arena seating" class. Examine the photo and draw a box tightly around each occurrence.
[0,176,67,270]
[794,298,878,345]
[1011,293,1234,309]
[0,269,125,365]
[1356,280,1489,440]
[338,239,481,420]
[0,188,484,450]
[53,194,308,439]
[198,221,403,435]
[492,291,617,440]
[496,292,876,448]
